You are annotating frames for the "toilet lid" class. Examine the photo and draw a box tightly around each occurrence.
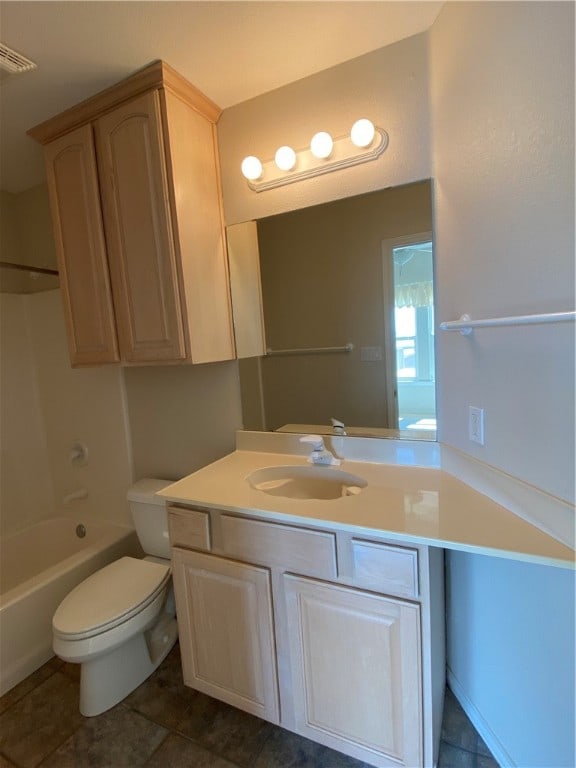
[53,557,170,638]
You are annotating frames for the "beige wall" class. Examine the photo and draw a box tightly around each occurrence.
[253,181,432,430]
[218,33,431,225]
[0,186,58,294]
[122,363,243,481]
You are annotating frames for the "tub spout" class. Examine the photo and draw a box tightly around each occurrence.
[63,488,88,505]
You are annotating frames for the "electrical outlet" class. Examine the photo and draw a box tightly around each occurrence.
[469,406,485,445]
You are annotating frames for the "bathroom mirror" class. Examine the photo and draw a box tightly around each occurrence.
[231,180,437,441]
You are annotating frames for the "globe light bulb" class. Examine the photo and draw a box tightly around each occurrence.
[241,156,263,181]
[310,131,333,159]
[350,119,375,148]
[275,146,297,171]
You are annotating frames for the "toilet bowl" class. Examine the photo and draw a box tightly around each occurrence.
[52,479,178,717]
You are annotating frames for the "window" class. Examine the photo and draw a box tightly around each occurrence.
[393,244,435,383]
[394,305,434,381]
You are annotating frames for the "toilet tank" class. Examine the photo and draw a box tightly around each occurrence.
[127,478,172,559]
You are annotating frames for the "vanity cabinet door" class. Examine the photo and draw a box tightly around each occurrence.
[95,90,186,363]
[44,124,119,366]
[284,575,422,768]
[172,548,280,724]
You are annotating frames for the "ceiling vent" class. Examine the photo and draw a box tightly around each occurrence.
[0,43,37,79]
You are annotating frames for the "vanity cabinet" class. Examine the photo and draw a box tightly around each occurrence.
[284,575,422,767]
[29,61,235,367]
[171,548,280,723]
[169,505,445,768]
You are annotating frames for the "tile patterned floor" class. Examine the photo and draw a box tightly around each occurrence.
[0,644,499,768]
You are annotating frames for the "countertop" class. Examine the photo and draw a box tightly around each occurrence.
[158,449,574,568]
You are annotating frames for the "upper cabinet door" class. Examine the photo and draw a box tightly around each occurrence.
[44,124,119,366]
[95,91,186,363]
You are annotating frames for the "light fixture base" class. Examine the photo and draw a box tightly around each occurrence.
[247,128,388,192]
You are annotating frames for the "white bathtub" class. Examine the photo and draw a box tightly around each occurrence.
[0,517,141,695]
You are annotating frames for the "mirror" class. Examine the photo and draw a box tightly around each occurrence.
[231,180,436,441]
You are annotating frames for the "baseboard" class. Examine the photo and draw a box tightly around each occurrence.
[446,667,515,768]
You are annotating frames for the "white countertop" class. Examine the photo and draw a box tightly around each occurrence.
[158,448,574,568]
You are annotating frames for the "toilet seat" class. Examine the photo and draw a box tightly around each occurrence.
[53,557,171,641]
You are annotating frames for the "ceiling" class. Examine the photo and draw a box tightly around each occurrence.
[0,1,444,193]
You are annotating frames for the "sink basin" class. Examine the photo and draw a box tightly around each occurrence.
[247,465,367,500]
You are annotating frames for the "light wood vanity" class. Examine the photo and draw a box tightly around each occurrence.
[168,504,444,768]
[159,439,572,768]
[28,61,235,367]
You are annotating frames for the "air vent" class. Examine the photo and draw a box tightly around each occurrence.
[0,43,37,75]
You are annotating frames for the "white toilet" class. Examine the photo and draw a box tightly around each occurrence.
[52,478,178,717]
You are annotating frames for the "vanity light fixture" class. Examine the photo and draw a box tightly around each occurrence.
[241,118,388,192]
[310,131,334,159]
[240,155,263,181]
[275,145,297,171]
[350,118,376,148]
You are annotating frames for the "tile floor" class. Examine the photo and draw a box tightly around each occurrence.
[0,644,499,768]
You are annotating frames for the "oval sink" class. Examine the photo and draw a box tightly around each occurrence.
[247,465,367,500]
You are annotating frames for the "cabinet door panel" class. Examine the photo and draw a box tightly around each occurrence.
[44,125,119,365]
[284,575,422,768]
[172,548,279,723]
[96,91,186,362]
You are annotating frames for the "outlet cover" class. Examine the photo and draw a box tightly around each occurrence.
[469,406,485,445]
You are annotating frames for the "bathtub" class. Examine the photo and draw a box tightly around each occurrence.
[0,517,141,696]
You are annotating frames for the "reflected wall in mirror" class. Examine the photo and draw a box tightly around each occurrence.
[234,180,436,441]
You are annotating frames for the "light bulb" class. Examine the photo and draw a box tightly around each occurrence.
[241,156,263,181]
[350,119,375,148]
[310,131,333,159]
[275,146,297,171]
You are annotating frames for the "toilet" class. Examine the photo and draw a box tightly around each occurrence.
[52,479,178,717]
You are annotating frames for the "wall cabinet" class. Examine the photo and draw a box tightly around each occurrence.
[169,505,445,768]
[29,61,235,367]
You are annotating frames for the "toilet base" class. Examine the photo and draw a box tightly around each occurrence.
[79,613,178,717]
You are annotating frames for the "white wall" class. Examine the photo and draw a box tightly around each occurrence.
[430,3,575,766]
[27,290,134,526]
[446,552,575,768]
[431,1,574,503]
[0,294,55,536]
[0,290,134,531]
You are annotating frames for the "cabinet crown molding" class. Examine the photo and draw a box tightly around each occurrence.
[28,59,222,145]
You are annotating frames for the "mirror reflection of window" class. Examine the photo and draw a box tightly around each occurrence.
[391,241,436,432]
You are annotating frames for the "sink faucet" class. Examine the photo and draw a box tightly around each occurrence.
[299,435,341,466]
[331,418,347,436]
